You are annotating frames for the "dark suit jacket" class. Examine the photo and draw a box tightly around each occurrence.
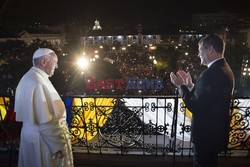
[180,58,234,152]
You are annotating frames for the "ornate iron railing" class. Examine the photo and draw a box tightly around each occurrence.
[0,95,249,157]
[63,95,250,156]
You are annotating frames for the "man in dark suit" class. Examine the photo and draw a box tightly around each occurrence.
[170,34,235,167]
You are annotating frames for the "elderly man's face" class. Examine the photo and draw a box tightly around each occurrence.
[44,53,58,77]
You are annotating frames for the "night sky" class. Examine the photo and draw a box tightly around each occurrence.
[1,0,250,27]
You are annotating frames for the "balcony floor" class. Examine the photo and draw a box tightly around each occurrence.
[1,151,250,167]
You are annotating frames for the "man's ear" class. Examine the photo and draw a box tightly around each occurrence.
[40,58,47,67]
[208,46,214,55]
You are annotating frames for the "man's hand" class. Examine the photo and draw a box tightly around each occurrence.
[177,70,194,90]
[170,72,185,87]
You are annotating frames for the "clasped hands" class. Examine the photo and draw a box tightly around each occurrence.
[170,70,194,89]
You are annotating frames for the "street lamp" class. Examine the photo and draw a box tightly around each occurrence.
[76,57,89,70]
[76,57,90,95]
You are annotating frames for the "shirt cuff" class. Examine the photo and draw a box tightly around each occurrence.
[188,84,194,91]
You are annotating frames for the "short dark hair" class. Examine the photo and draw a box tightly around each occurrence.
[199,34,225,53]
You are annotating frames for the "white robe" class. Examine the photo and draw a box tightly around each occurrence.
[15,67,74,167]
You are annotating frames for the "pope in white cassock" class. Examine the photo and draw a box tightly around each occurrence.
[14,48,74,167]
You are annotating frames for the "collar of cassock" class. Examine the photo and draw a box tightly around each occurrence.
[31,67,49,79]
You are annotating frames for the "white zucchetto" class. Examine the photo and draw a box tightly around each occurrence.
[33,48,54,59]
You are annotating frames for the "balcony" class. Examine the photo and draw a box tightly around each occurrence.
[0,95,250,166]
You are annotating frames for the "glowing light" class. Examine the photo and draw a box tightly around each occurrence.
[95,55,99,59]
[95,50,98,53]
[122,47,126,50]
[77,57,89,69]
[112,47,116,50]
[100,46,103,49]
[185,52,189,56]
[149,46,156,50]
[153,59,157,64]
[92,19,102,30]
[243,72,246,75]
